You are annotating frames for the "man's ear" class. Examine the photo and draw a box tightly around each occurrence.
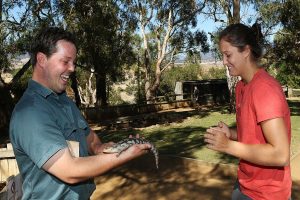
[36,52,47,68]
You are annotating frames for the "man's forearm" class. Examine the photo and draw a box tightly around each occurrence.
[45,143,150,184]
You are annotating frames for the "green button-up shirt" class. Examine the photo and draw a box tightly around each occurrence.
[9,80,95,200]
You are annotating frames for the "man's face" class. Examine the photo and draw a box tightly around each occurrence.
[42,40,76,93]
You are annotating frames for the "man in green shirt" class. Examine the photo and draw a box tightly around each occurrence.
[9,27,151,200]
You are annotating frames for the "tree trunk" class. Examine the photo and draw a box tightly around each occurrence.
[95,72,107,107]
[0,77,14,137]
[0,0,2,23]
[143,41,153,103]
[226,69,239,113]
[145,80,152,103]
[225,0,240,113]
[233,0,240,24]
[70,72,81,107]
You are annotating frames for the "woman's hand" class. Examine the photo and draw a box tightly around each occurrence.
[204,126,231,153]
[217,121,231,138]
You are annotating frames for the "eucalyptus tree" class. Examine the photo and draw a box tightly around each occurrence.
[56,0,137,107]
[205,0,298,112]
[0,0,12,134]
[121,0,209,102]
[268,0,300,88]
[0,0,60,135]
[0,0,30,133]
[1,0,60,91]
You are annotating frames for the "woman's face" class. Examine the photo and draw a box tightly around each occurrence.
[219,39,248,77]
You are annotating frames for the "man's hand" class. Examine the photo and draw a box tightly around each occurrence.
[118,142,151,159]
[96,142,115,154]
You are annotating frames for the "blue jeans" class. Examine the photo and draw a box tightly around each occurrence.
[232,181,252,200]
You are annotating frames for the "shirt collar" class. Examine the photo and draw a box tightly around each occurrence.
[28,79,56,98]
[242,68,265,87]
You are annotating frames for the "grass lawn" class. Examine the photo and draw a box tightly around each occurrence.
[100,98,300,165]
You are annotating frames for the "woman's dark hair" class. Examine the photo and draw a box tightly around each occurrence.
[30,27,76,66]
[219,23,263,61]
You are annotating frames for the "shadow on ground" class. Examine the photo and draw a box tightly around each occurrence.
[91,155,237,200]
[292,181,300,200]
[92,155,300,200]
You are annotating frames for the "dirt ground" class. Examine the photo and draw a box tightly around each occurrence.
[91,155,300,200]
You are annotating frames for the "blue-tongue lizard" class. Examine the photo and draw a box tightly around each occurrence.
[103,138,159,169]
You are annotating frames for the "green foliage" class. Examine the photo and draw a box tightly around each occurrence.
[108,87,129,106]
[275,63,300,88]
[122,0,209,101]
[57,0,137,106]
[158,64,200,95]
[1,0,58,72]
[75,67,95,86]
[259,1,282,30]
[198,67,226,80]
[124,83,137,96]
[11,67,33,102]
[267,0,300,88]
[0,28,9,71]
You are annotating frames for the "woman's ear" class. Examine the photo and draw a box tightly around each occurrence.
[243,45,251,59]
[36,52,47,68]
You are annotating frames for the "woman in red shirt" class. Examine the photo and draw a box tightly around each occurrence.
[204,23,292,200]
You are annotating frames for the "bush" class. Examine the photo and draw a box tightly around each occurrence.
[158,64,200,95]
[158,64,226,96]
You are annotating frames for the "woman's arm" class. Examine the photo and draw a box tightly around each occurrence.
[205,118,290,167]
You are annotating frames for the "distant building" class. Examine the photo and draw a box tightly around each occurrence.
[175,79,230,105]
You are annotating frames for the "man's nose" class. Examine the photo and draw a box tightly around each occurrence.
[69,63,75,72]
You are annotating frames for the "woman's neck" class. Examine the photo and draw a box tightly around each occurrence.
[241,63,261,84]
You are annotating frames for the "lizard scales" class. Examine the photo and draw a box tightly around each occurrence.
[103,138,159,169]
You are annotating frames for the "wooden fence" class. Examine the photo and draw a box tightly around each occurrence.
[0,144,19,183]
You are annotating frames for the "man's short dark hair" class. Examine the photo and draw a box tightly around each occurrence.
[30,27,76,66]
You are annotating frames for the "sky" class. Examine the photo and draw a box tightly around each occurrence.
[196,3,259,36]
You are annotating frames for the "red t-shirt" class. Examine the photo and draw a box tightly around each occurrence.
[235,69,292,199]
